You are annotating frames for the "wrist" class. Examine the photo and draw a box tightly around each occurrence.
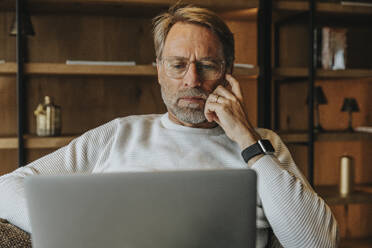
[236,128,261,150]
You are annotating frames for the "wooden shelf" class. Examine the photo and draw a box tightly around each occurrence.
[274,67,372,80]
[0,62,258,78]
[0,63,158,76]
[317,131,372,141]
[0,135,76,149]
[340,237,372,248]
[0,62,17,75]
[274,1,372,15]
[0,137,18,149]
[279,131,309,144]
[0,0,258,15]
[316,184,372,205]
[24,135,76,149]
[279,131,372,144]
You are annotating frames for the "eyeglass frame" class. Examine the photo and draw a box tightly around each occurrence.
[158,56,226,81]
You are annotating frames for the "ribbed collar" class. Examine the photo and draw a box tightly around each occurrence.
[160,113,224,136]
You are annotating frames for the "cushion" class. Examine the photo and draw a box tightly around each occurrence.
[0,218,31,248]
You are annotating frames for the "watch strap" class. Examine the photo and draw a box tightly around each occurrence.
[241,139,274,163]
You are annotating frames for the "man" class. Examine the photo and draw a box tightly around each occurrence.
[0,4,338,248]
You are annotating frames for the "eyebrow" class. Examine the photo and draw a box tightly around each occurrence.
[165,56,223,61]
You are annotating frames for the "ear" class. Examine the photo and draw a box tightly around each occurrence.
[156,58,162,85]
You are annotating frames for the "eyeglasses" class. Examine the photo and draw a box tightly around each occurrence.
[159,57,225,81]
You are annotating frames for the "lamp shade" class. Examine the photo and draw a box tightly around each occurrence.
[10,11,35,36]
[341,98,359,112]
[306,86,328,105]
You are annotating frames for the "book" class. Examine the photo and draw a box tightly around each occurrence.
[320,27,347,70]
[355,126,372,133]
[234,63,254,69]
[341,0,372,7]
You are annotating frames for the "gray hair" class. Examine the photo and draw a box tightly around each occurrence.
[152,4,235,70]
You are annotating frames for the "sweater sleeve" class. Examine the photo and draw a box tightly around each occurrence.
[0,119,119,233]
[252,129,339,248]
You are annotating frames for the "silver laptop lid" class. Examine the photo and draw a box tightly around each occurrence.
[25,169,257,248]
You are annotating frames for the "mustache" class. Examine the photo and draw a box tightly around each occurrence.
[176,88,208,100]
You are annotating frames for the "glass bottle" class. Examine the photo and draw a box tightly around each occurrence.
[34,96,61,136]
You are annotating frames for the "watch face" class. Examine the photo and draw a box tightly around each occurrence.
[258,140,275,154]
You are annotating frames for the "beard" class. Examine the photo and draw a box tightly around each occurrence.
[161,86,209,125]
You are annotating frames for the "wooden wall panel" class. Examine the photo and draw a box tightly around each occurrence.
[225,20,257,126]
[0,76,17,135]
[278,22,308,67]
[27,14,155,64]
[332,204,372,238]
[26,76,165,135]
[316,79,372,130]
[240,79,257,126]
[278,80,308,130]
[286,144,308,178]
[0,11,16,61]
[314,141,372,185]
[0,150,17,175]
[226,20,257,65]
[279,79,372,131]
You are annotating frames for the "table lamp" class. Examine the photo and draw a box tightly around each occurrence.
[341,97,359,132]
[10,4,35,36]
[306,86,328,132]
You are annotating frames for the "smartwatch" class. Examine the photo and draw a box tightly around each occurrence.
[241,139,275,163]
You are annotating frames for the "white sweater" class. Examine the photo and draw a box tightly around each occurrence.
[0,113,338,247]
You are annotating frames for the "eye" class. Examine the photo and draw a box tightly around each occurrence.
[169,60,187,70]
[199,62,219,71]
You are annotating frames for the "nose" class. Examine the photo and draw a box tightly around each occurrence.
[182,62,201,88]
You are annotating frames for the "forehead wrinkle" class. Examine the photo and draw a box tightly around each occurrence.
[164,56,222,61]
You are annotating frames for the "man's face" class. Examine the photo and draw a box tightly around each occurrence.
[157,22,225,125]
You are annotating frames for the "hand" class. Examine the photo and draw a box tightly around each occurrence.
[204,74,261,150]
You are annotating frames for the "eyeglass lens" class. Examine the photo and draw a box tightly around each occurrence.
[163,58,224,80]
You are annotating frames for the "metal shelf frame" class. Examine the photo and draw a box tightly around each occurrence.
[257,0,272,129]
[16,0,26,167]
[272,0,316,186]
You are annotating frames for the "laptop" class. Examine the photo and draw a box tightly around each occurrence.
[25,169,257,248]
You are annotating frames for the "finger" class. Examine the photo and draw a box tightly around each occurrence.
[206,94,219,105]
[226,74,243,101]
[213,84,233,99]
[204,101,223,123]
[206,93,219,104]
[207,93,230,106]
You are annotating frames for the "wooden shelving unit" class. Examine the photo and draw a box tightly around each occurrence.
[1,0,369,245]
[0,62,258,78]
[274,67,372,79]
[274,0,372,14]
[273,1,372,243]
